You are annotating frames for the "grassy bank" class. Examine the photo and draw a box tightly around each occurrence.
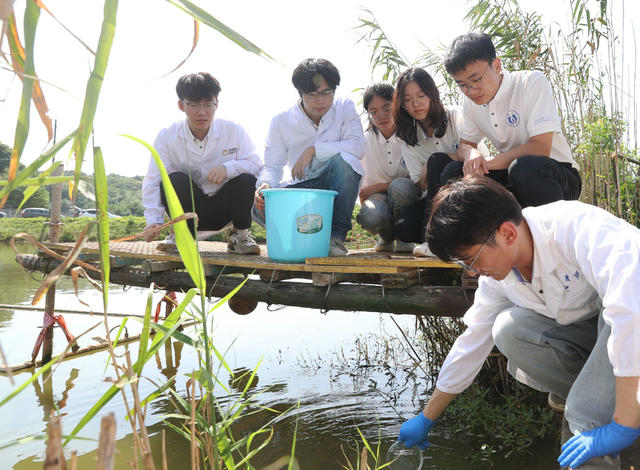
[0,207,376,247]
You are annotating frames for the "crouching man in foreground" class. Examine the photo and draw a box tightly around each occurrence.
[397,176,640,469]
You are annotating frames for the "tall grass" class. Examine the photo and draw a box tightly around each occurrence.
[0,1,285,468]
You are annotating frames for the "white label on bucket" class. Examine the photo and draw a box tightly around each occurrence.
[296,214,323,234]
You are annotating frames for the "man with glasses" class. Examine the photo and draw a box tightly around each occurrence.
[441,32,581,208]
[142,72,262,254]
[397,176,640,469]
[253,58,365,256]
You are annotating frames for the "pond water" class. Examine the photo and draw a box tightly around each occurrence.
[0,244,559,469]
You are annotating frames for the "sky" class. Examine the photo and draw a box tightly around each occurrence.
[0,0,638,178]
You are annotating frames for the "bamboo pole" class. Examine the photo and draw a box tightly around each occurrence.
[96,413,116,470]
[41,164,64,363]
[44,415,66,470]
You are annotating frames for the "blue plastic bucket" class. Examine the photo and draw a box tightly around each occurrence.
[262,188,338,262]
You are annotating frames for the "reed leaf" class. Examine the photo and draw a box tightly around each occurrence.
[135,284,154,373]
[72,0,118,201]
[1,3,39,209]
[160,19,199,77]
[145,288,198,359]
[168,0,274,61]
[0,129,75,202]
[4,8,52,145]
[122,135,206,292]
[93,146,110,311]
[15,161,63,210]
[32,0,96,55]
[63,383,119,446]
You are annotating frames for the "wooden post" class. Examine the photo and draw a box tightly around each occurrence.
[96,413,116,470]
[44,415,66,470]
[42,165,64,363]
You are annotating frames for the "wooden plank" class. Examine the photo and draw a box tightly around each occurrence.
[306,250,458,269]
[141,260,184,273]
[43,241,404,274]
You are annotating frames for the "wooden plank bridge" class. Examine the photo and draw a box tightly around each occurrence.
[16,240,476,317]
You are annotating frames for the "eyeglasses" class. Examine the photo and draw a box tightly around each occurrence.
[182,100,218,111]
[304,88,335,100]
[368,105,393,119]
[456,64,492,92]
[453,231,494,275]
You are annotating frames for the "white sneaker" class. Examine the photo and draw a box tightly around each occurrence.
[412,242,434,257]
[227,229,261,255]
[393,240,416,253]
[157,234,177,252]
[329,237,348,256]
[374,237,393,252]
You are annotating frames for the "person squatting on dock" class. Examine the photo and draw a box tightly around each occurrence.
[441,32,582,207]
[355,82,414,254]
[252,58,365,257]
[388,67,486,258]
[141,72,262,255]
[397,176,640,470]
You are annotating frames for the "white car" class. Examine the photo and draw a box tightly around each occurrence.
[77,208,121,218]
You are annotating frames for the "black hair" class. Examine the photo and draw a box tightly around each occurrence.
[444,32,496,76]
[362,81,395,134]
[426,176,523,262]
[291,58,341,95]
[394,68,448,146]
[176,72,221,101]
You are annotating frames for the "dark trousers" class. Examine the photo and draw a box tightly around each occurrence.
[440,155,582,208]
[393,153,453,243]
[160,172,256,235]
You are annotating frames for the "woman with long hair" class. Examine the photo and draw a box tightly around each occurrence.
[355,82,414,252]
[390,67,483,256]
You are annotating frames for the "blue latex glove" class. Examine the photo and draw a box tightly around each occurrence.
[397,412,434,451]
[558,421,640,468]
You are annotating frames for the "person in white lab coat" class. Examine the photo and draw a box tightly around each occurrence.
[253,58,365,256]
[142,72,262,254]
[397,176,640,470]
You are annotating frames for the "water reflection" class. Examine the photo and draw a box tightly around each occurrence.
[32,368,79,421]
[0,243,559,469]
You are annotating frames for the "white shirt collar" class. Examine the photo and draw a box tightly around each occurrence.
[180,119,216,143]
[487,68,512,106]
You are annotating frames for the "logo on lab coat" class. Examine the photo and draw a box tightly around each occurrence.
[506,110,520,127]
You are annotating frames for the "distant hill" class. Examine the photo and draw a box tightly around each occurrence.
[1,140,144,217]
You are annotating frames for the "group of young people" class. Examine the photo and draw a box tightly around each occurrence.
[141,31,639,468]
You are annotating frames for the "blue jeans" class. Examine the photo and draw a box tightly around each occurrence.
[253,154,361,241]
[356,192,393,242]
[492,307,614,435]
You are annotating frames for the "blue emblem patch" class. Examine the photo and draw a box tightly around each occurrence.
[506,110,520,127]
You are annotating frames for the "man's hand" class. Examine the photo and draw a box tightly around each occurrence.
[207,165,228,185]
[359,185,376,205]
[463,150,489,176]
[397,412,435,451]
[291,146,315,180]
[144,223,163,242]
[254,183,270,216]
[558,421,640,468]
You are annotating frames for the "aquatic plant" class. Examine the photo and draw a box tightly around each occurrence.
[0,1,287,468]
